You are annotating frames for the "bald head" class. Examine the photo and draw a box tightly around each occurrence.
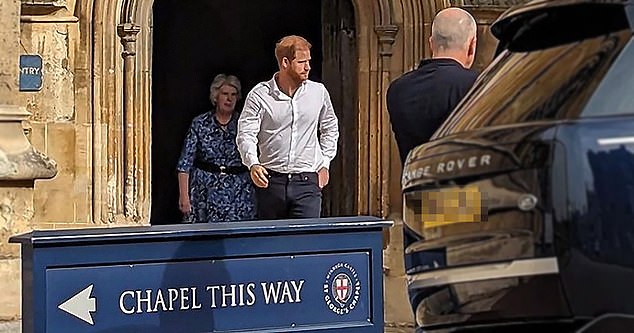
[431,7,476,53]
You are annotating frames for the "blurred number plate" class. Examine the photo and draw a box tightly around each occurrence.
[421,186,486,228]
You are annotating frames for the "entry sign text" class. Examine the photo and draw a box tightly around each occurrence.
[19,55,43,91]
[46,253,370,332]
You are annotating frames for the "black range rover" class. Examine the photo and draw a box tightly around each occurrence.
[401,0,634,332]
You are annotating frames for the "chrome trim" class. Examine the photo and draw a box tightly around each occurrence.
[408,257,559,289]
[575,313,634,333]
[597,136,634,146]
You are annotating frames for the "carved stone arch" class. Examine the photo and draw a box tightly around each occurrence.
[84,0,143,224]
[88,0,406,223]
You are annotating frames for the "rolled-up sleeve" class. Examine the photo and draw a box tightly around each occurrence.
[236,92,262,169]
[318,86,339,170]
[176,121,198,173]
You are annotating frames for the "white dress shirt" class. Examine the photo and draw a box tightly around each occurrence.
[236,74,339,173]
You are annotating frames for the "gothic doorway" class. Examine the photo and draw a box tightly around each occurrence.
[150,0,358,224]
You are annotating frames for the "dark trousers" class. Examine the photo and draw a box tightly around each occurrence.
[255,171,322,219]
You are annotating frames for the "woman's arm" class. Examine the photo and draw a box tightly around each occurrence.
[177,172,191,215]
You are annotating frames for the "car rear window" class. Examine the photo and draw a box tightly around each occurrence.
[435,30,632,137]
[581,38,634,117]
[493,3,630,54]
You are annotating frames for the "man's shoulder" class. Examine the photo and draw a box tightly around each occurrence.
[304,79,326,90]
[387,69,419,97]
[391,68,419,86]
[441,67,478,90]
[243,82,274,104]
[444,66,478,80]
[247,81,270,95]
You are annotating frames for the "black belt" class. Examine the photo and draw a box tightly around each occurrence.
[267,170,318,180]
[194,160,248,174]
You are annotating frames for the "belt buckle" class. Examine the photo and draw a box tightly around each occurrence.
[219,165,227,175]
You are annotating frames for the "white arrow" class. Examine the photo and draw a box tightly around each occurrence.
[58,284,97,325]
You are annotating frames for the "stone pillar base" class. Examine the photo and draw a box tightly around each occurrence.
[0,105,57,181]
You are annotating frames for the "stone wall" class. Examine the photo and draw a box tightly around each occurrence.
[0,0,20,101]
[0,0,30,323]
[0,0,83,326]
[19,3,87,228]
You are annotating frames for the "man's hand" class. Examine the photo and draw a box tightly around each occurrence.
[250,164,269,188]
[317,167,329,189]
[178,195,192,215]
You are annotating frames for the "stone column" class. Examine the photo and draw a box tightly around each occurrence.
[375,24,415,330]
[375,24,398,217]
[117,23,140,220]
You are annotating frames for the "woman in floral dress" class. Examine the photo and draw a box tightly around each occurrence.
[176,74,255,222]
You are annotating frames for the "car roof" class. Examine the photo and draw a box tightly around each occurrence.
[497,0,628,21]
[491,0,633,53]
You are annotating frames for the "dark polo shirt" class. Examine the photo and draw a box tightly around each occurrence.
[387,58,478,164]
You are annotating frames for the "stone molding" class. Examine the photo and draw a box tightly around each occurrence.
[117,23,140,57]
[21,0,67,7]
[375,25,399,57]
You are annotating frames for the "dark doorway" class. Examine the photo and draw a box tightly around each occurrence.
[321,0,358,217]
[150,0,357,225]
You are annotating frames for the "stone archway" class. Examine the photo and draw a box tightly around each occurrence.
[79,0,446,224]
[149,0,330,224]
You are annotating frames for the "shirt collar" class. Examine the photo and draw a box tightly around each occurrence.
[267,73,307,99]
[418,58,465,69]
[268,73,284,99]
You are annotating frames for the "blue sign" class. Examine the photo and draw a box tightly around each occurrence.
[19,55,43,91]
[46,252,371,332]
[11,217,391,333]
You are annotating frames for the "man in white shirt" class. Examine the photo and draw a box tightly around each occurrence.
[236,35,339,219]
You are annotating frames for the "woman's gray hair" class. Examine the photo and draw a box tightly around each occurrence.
[209,74,242,106]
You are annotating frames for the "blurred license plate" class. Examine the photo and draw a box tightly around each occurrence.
[421,186,486,228]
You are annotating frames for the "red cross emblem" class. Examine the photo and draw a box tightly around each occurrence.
[334,273,352,305]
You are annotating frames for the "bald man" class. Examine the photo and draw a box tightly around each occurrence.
[387,7,478,164]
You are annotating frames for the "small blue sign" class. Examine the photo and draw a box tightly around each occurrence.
[19,55,43,91]
[46,252,371,332]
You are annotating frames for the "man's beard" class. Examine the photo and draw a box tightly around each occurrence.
[291,71,308,83]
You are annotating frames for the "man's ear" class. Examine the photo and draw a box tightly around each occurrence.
[428,36,434,55]
[468,37,477,56]
[282,57,289,69]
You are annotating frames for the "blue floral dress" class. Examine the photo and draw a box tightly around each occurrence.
[176,111,255,222]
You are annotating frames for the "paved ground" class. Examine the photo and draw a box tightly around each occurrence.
[0,321,413,333]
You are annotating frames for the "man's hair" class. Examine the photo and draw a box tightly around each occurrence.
[209,74,241,105]
[275,35,312,66]
[431,8,477,51]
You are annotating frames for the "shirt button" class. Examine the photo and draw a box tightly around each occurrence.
[288,174,292,179]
